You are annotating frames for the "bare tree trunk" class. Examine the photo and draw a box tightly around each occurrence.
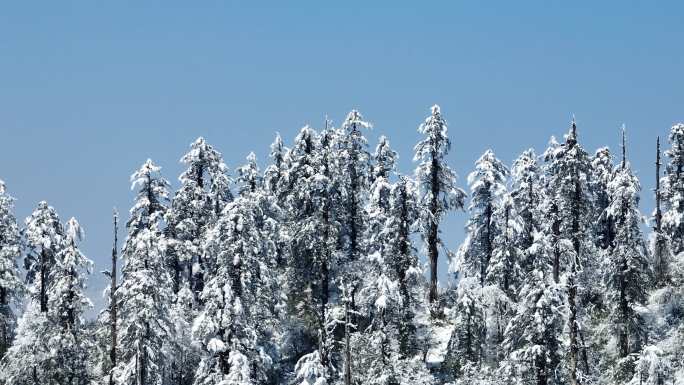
[344,299,352,385]
[110,210,119,385]
[428,157,440,303]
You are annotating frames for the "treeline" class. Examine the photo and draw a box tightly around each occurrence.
[0,106,682,385]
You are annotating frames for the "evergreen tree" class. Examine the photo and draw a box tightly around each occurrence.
[23,200,65,313]
[414,105,466,303]
[543,119,596,384]
[0,181,22,358]
[193,197,273,385]
[485,193,524,299]
[601,131,650,383]
[2,201,65,385]
[47,217,93,385]
[591,147,615,250]
[444,277,486,377]
[510,149,542,274]
[456,149,508,287]
[115,159,174,385]
[651,136,672,288]
[661,123,684,255]
[501,229,564,385]
[337,110,372,266]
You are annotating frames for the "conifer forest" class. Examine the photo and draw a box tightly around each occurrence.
[2,106,684,385]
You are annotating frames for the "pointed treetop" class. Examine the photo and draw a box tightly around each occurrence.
[342,109,372,132]
[431,104,441,115]
[65,217,84,245]
[567,114,578,144]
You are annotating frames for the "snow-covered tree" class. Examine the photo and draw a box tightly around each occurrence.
[662,123,684,255]
[485,194,524,298]
[46,217,93,385]
[337,110,372,266]
[651,136,672,288]
[455,149,508,287]
[0,181,22,358]
[543,119,597,385]
[601,133,650,383]
[414,105,466,303]
[236,152,263,196]
[444,277,486,377]
[23,200,65,313]
[193,197,273,385]
[591,147,615,250]
[510,149,542,274]
[501,229,565,385]
[115,159,174,385]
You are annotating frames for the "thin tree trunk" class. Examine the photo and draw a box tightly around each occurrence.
[110,210,119,385]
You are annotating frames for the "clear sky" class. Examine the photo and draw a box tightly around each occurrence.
[1,1,683,312]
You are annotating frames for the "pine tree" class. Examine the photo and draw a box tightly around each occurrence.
[3,201,65,385]
[167,137,232,302]
[486,193,524,299]
[510,149,542,274]
[383,176,423,357]
[444,277,486,377]
[23,200,65,313]
[236,152,263,196]
[0,181,22,359]
[47,217,93,385]
[601,129,650,383]
[115,159,174,385]
[661,123,684,255]
[338,110,372,265]
[193,197,273,385]
[591,147,615,250]
[414,105,466,303]
[543,119,596,384]
[502,220,565,385]
[456,149,508,287]
[651,136,672,288]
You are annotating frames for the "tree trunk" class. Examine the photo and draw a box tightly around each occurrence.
[110,211,119,385]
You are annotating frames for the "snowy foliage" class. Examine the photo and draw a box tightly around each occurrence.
[1,113,684,385]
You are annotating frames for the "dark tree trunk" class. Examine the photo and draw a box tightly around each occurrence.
[110,211,119,385]
[428,156,440,303]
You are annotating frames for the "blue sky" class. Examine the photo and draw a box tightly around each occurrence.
[1,1,683,311]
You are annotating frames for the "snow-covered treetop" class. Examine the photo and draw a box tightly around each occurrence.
[372,135,397,181]
[342,109,372,132]
[237,152,262,195]
[127,159,170,233]
[65,217,84,245]
[179,136,229,187]
[24,201,64,252]
[467,149,508,203]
